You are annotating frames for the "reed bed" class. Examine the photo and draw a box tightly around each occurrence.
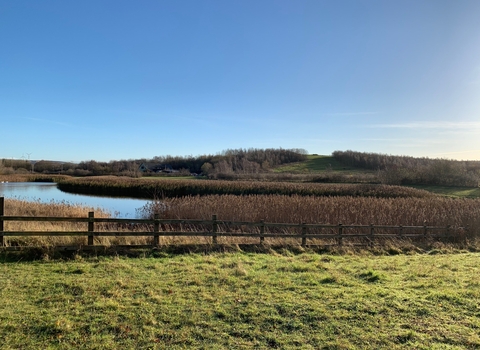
[147,195,478,226]
[3,195,479,248]
[0,174,69,183]
[2,199,115,247]
[4,198,110,221]
[57,176,434,199]
[139,195,480,245]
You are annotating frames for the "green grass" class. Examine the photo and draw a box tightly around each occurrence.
[2,251,480,349]
[273,155,369,174]
[408,185,480,199]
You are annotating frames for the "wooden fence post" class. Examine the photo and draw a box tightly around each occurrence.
[337,224,343,246]
[399,225,404,240]
[153,214,160,247]
[212,214,218,244]
[0,197,4,247]
[88,211,94,246]
[301,223,307,247]
[423,221,428,241]
[260,220,265,244]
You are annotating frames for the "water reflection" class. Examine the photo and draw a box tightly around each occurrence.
[0,182,151,218]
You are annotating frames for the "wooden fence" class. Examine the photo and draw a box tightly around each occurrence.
[0,198,466,250]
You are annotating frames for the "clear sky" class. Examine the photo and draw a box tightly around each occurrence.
[1,0,480,162]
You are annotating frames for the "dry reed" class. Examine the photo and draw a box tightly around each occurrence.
[0,174,69,183]
[152,195,480,228]
[57,176,435,199]
[142,195,480,245]
[3,195,480,248]
[2,199,111,247]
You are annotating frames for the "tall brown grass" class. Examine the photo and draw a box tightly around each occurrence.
[57,176,434,199]
[138,195,480,246]
[144,194,480,232]
[3,195,479,248]
[2,199,112,247]
[0,174,69,182]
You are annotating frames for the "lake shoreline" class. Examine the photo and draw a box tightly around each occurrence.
[0,181,151,219]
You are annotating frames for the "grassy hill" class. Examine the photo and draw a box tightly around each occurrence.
[273,155,480,198]
[410,185,480,199]
[273,155,362,173]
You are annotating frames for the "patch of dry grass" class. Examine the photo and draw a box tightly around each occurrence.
[0,174,69,182]
[2,199,111,247]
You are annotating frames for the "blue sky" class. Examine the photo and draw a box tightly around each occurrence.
[1,0,480,162]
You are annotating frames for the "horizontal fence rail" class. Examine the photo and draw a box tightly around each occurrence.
[0,198,467,250]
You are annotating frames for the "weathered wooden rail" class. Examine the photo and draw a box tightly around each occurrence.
[0,198,465,250]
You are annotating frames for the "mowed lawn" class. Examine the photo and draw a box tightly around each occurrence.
[1,251,480,349]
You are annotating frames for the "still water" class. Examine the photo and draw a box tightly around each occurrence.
[0,182,151,218]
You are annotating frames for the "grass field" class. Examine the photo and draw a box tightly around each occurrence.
[1,251,480,349]
[409,185,480,199]
[273,155,366,173]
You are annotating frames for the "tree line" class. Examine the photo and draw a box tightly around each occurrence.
[199,148,308,178]
[333,150,480,187]
[0,148,308,177]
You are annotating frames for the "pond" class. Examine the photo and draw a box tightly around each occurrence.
[0,182,152,218]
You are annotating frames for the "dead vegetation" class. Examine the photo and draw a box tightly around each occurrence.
[2,195,479,249]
